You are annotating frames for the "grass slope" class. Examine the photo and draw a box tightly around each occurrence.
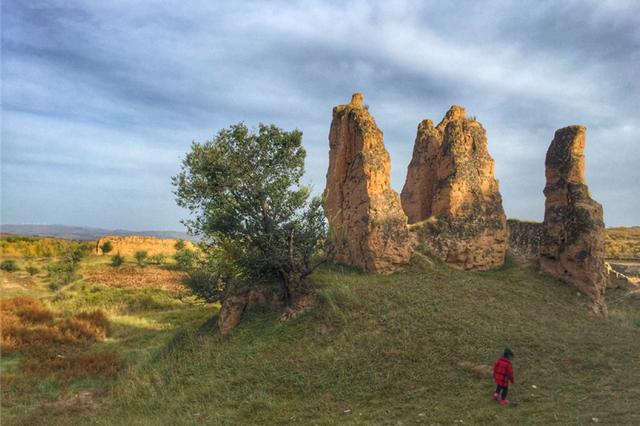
[37,256,639,425]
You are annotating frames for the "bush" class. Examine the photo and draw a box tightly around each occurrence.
[175,240,186,251]
[100,240,113,255]
[174,248,197,271]
[26,265,40,276]
[111,253,125,267]
[0,260,19,272]
[48,260,80,290]
[134,250,148,267]
[183,268,226,303]
[47,247,87,289]
[149,253,166,265]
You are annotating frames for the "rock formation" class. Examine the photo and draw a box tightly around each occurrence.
[507,219,542,263]
[402,106,507,270]
[324,93,412,273]
[605,262,639,291]
[95,235,195,257]
[539,126,608,316]
[217,287,281,336]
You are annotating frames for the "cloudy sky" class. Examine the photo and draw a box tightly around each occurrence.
[2,0,639,230]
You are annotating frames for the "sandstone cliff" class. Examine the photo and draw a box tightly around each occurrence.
[539,126,608,316]
[95,235,195,257]
[324,93,412,273]
[404,106,507,270]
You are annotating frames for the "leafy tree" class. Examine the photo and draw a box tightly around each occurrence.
[172,123,328,304]
[0,260,19,272]
[26,265,40,276]
[111,253,125,267]
[47,247,87,289]
[100,240,113,255]
[134,251,148,267]
[173,248,197,271]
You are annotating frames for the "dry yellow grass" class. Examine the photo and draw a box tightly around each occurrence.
[0,297,118,380]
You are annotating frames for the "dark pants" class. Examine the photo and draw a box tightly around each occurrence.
[495,385,509,400]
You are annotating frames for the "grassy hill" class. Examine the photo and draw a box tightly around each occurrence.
[1,253,639,425]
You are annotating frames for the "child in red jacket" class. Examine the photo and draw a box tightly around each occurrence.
[493,348,515,405]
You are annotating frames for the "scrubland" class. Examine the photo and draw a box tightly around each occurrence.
[1,238,639,425]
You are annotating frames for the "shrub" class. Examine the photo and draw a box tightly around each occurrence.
[100,240,113,255]
[26,265,40,276]
[134,250,148,267]
[149,253,166,265]
[0,260,19,272]
[48,261,79,290]
[175,240,186,251]
[111,253,125,267]
[173,248,197,271]
[183,268,226,303]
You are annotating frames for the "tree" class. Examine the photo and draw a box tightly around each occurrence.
[172,123,328,305]
[100,240,113,255]
[111,253,125,267]
[173,248,197,271]
[134,250,148,267]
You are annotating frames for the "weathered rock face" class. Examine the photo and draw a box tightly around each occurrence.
[605,262,639,291]
[403,106,507,270]
[217,287,281,336]
[95,235,195,257]
[324,93,412,273]
[539,126,608,316]
[507,219,542,263]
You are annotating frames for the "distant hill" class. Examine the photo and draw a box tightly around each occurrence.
[0,224,198,242]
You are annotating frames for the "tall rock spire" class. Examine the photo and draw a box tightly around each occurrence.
[401,106,507,270]
[540,125,608,316]
[324,93,412,272]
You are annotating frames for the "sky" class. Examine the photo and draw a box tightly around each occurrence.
[2,0,639,230]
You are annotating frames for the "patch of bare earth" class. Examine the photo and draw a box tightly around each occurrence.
[0,270,38,291]
[85,266,187,293]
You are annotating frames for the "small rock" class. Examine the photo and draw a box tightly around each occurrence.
[343,409,351,414]
[531,385,538,389]
[592,418,599,423]
[418,413,425,417]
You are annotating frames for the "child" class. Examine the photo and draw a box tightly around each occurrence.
[493,348,515,405]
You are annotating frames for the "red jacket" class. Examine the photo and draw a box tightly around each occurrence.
[493,357,514,387]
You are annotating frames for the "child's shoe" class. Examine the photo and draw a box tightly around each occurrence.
[493,393,500,401]
[499,399,510,405]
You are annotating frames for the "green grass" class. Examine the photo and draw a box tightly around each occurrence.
[2,254,639,425]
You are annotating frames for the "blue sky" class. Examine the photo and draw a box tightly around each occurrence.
[2,0,639,230]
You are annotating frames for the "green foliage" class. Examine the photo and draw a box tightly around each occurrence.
[0,236,88,258]
[46,246,89,290]
[183,268,225,303]
[25,265,40,276]
[134,251,148,267]
[1,259,19,272]
[172,123,328,303]
[173,248,197,271]
[100,240,113,255]
[111,253,125,267]
[174,240,186,251]
[148,253,166,265]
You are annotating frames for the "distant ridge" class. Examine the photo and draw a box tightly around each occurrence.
[0,224,198,242]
